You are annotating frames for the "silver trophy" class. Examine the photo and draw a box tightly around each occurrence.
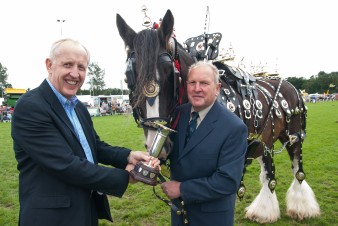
[130,123,175,186]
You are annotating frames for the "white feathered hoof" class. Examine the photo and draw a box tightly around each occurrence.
[245,183,280,223]
[286,179,321,220]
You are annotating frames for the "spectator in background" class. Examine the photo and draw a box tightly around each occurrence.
[112,104,117,114]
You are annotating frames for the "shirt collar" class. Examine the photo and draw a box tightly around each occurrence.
[191,102,214,122]
[46,78,78,107]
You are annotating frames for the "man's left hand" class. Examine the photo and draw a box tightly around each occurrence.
[160,181,181,199]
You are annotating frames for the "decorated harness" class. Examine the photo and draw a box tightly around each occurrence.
[124,37,184,132]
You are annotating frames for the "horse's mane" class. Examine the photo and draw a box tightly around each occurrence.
[133,29,160,105]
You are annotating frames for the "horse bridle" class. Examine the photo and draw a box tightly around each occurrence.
[125,47,181,131]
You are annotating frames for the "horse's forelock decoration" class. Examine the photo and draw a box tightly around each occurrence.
[134,29,160,106]
[116,9,320,224]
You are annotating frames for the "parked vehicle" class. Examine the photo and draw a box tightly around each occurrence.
[3,88,27,107]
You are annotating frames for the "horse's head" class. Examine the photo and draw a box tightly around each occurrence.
[116,10,192,159]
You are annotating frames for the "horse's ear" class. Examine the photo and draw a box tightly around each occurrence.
[158,10,174,44]
[116,13,137,50]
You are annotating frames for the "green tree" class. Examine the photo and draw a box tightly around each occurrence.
[78,88,130,96]
[317,71,330,93]
[77,89,90,95]
[328,72,338,93]
[102,88,129,95]
[87,62,105,95]
[0,63,12,95]
[286,76,306,91]
[302,76,318,94]
[300,71,338,94]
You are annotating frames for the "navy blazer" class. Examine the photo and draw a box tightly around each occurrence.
[11,80,131,226]
[169,100,248,226]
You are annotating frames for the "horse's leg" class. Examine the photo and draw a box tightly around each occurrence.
[285,142,321,220]
[273,79,321,220]
[245,155,280,223]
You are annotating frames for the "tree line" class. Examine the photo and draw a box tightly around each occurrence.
[1,62,337,97]
[286,71,338,94]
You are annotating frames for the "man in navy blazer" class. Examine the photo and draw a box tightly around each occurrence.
[11,38,159,226]
[161,61,247,225]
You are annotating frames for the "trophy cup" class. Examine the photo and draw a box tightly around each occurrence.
[130,123,175,186]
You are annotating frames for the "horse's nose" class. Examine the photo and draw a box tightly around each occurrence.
[144,144,148,150]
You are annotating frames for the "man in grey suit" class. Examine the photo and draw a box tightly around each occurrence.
[161,61,247,226]
[11,38,159,226]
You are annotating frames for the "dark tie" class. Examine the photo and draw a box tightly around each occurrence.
[186,111,199,144]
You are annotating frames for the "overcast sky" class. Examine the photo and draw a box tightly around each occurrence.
[1,0,337,90]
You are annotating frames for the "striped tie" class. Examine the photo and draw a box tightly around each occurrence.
[186,111,199,144]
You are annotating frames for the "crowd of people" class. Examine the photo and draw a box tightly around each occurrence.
[306,93,337,103]
[108,103,132,115]
[0,105,13,122]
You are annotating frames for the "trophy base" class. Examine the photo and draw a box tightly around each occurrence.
[130,162,160,186]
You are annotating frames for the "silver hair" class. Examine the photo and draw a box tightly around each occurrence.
[49,38,90,64]
[188,61,219,84]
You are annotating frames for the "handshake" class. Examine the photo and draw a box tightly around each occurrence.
[125,151,161,184]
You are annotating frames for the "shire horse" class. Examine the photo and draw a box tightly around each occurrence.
[116,10,320,223]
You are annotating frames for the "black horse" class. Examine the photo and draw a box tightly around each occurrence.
[116,9,320,223]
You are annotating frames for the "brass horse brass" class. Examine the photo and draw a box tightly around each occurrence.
[143,80,159,97]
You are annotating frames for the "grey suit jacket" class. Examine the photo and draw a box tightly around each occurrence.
[169,100,248,226]
[11,79,131,226]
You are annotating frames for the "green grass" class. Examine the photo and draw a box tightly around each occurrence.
[0,101,337,225]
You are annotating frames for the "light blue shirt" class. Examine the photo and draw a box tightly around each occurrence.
[47,79,94,163]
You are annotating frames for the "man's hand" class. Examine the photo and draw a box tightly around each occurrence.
[127,151,149,165]
[128,151,161,168]
[160,181,181,199]
[126,151,161,184]
[125,163,138,183]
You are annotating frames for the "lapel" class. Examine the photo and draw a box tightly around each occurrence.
[39,80,76,137]
[178,101,220,161]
